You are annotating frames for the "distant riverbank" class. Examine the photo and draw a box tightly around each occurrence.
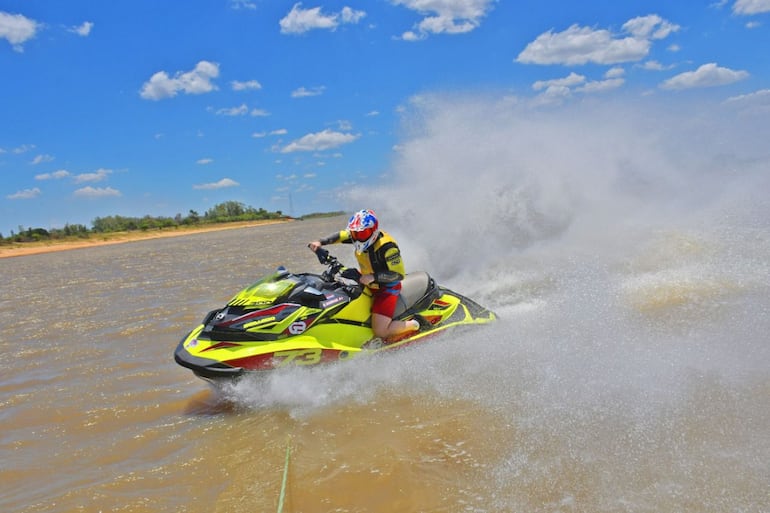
[0,219,293,259]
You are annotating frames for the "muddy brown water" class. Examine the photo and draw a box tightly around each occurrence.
[1,216,768,512]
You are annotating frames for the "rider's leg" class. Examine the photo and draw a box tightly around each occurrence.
[371,313,419,339]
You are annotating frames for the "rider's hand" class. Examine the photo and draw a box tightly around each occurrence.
[308,241,322,252]
[360,274,375,285]
[341,268,362,282]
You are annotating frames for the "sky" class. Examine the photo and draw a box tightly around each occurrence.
[1,0,770,236]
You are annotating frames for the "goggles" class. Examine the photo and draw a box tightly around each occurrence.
[350,227,375,242]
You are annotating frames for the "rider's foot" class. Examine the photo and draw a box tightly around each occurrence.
[411,315,431,331]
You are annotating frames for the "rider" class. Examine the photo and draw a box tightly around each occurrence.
[309,209,420,340]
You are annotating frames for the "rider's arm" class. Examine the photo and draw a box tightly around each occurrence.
[373,245,405,285]
[319,230,351,245]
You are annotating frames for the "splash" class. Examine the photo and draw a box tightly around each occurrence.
[221,92,769,511]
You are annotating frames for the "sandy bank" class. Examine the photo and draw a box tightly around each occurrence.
[0,219,292,259]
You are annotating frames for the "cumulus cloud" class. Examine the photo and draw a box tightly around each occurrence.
[193,178,240,190]
[69,21,93,36]
[532,72,586,91]
[660,62,749,90]
[215,104,249,116]
[35,169,71,180]
[74,168,112,183]
[532,70,625,103]
[197,158,214,165]
[517,14,679,66]
[725,88,770,104]
[230,0,257,10]
[73,186,121,198]
[0,11,39,52]
[212,104,269,116]
[281,129,359,153]
[280,3,366,34]
[7,187,41,200]
[291,86,326,98]
[394,0,495,41]
[31,154,54,165]
[733,0,770,15]
[75,169,111,183]
[232,79,262,91]
[12,144,35,154]
[140,61,220,100]
[576,78,625,93]
[254,128,288,138]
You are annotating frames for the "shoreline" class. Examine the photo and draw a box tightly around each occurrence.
[0,219,292,259]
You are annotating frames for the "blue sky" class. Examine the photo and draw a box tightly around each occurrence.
[1,0,769,236]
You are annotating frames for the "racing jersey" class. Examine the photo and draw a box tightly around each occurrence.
[319,230,405,290]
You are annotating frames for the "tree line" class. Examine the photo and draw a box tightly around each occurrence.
[1,201,288,244]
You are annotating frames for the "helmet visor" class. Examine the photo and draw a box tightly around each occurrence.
[350,227,375,242]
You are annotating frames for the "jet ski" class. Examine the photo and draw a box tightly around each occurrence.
[174,247,496,383]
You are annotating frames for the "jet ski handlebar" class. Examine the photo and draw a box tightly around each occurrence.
[309,246,346,282]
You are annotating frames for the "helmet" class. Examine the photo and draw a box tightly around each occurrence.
[347,209,379,253]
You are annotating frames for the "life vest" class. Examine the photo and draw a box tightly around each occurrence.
[337,230,404,289]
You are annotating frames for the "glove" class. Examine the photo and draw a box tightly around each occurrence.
[340,267,362,282]
[315,247,330,264]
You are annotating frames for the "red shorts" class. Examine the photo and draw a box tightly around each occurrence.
[371,283,401,318]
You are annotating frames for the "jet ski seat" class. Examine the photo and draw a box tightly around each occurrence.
[393,271,438,318]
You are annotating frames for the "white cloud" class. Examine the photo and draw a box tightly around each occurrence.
[140,61,220,100]
[531,71,625,103]
[73,186,121,198]
[232,79,262,91]
[575,78,625,94]
[733,0,770,14]
[7,187,41,200]
[193,178,240,190]
[35,169,71,180]
[212,103,269,116]
[30,154,54,165]
[0,11,39,52]
[70,21,93,36]
[341,6,367,24]
[724,88,770,114]
[230,0,257,10]
[726,88,770,102]
[280,3,366,34]
[517,14,679,66]
[533,72,586,91]
[197,158,214,165]
[622,14,679,39]
[640,60,673,71]
[74,168,112,183]
[660,62,749,90]
[394,0,495,40]
[291,86,326,98]
[13,144,35,154]
[253,128,286,138]
[215,104,249,116]
[281,129,360,153]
